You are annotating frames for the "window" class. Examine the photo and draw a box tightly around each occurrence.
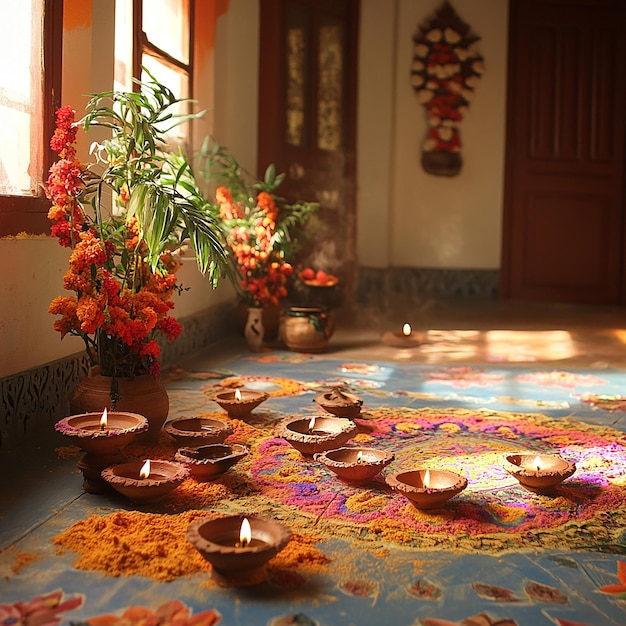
[0,0,62,236]
[115,0,194,147]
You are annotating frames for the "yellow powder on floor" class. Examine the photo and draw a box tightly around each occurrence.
[54,510,211,582]
[0,547,41,577]
[164,479,232,511]
[344,492,389,514]
[53,510,332,585]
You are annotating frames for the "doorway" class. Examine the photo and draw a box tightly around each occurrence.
[258,0,360,305]
[501,0,626,304]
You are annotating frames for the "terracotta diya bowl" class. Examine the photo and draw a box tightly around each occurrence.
[386,469,468,510]
[101,460,189,503]
[314,388,363,419]
[187,515,292,585]
[55,411,149,456]
[210,388,269,419]
[381,326,424,348]
[164,416,234,447]
[314,446,394,485]
[175,444,249,481]
[503,453,576,494]
[275,416,358,456]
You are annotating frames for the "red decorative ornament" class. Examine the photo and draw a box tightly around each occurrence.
[410,1,485,176]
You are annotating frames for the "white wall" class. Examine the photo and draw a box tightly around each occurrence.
[358,0,508,270]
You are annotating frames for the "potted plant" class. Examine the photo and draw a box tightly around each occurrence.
[46,74,229,439]
[197,139,319,350]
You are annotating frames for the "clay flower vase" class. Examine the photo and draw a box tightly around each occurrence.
[164,416,235,447]
[70,366,168,443]
[244,306,264,352]
[280,306,335,353]
[175,444,249,481]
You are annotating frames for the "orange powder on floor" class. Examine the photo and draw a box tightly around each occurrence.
[54,510,212,582]
[53,510,332,584]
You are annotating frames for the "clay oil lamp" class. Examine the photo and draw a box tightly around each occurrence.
[381,323,423,348]
[101,458,189,503]
[314,387,363,419]
[187,514,292,586]
[275,415,358,457]
[164,415,234,447]
[386,469,468,510]
[175,443,249,482]
[503,453,576,494]
[314,447,395,485]
[210,387,269,419]
[54,408,149,493]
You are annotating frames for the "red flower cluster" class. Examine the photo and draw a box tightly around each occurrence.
[46,106,182,378]
[216,186,292,307]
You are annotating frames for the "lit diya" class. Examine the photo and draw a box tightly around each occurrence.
[175,443,249,481]
[187,515,292,586]
[314,387,363,419]
[211,387,269,419]
[54,408,149,493]
[314,447,394,485]
[386,469,468,510]
[503,453,576,494]
[164,416,234,447]
[101,459,189,503]
[381,323,423,348]
[275,415,358,456]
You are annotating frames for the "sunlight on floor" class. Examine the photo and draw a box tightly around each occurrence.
[421,329,577,363]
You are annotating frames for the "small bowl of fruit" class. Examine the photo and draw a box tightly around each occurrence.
[298,267,339,288]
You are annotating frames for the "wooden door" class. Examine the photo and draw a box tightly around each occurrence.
[501,0,626,304]
[258,0,360,305]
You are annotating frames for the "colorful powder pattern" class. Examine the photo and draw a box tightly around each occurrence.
[245,406,626,553]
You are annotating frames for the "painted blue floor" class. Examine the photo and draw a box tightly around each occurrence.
[2,323,626,626]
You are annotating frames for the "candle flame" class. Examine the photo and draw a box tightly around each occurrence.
[100,408,108,429]
[423,469,431,488]
[235,388,242,401]
[357,451,363,464]
[533,456,542,472]
[239,518,251,547]
[309,417,316,433]
[140,459,151,479]
[402,323,412,336]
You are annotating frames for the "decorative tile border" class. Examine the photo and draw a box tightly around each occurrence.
[0,303,235,448]
[356,267,499,308]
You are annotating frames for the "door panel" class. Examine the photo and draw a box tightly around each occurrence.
[501,0,626,304]
[258,0,359,304]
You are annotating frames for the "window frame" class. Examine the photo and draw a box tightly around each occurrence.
[132,0,194,97]
[0,0,63,237]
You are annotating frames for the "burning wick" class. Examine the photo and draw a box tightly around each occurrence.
[237,517,251,548]
[308,417,316,434]
[533,456,542,472]
[235,388,242,401]
[423,469,431,489]
[402,323,412,337]
[356,451,363,465]
[99,408,108,432]
[139,459,151,479]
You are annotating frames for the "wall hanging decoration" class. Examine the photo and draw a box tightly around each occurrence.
[410,1,485,176]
